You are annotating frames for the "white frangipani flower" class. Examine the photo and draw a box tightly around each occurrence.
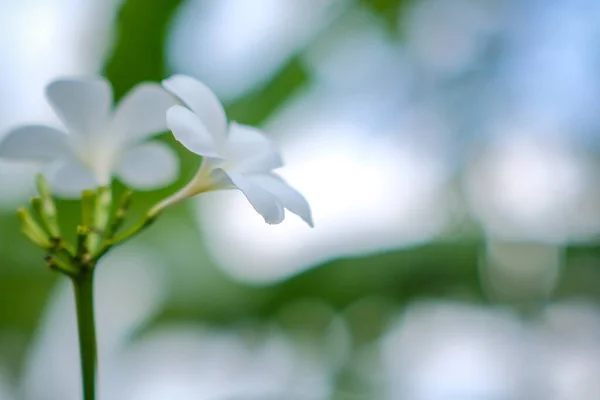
[158,74,313,227]
[0,77,179,196]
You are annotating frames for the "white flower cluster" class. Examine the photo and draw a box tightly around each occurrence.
[0,75,312,227]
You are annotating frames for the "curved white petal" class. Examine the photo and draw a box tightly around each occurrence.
[116,142,179,190]
[224,170,285,225]
[226,122,283,173]
[111,83,177,143]
[46,77,112,136]
[250,173,314,227]
[162,75,227,143]
[0,125,70,162]
[48,158,98,198]
[166,105,221,157]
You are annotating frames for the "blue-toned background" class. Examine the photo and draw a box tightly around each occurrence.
[1,0,599,398]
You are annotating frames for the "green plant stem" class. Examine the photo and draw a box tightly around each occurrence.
[94,213,157,261]
[72,270,97,400]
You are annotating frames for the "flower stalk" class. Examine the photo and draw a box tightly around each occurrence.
[45,255,78,277]
[14,176,162,400]
[72,269,97,400]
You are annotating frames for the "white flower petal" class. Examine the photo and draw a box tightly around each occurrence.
[226,122,283,173]
[48,158,98,198]
[166,105,221,158]
[250,173,314,227]
[111,83,177,143]
[162,75,227,143]
[0,125,70,162]
[116,142,179,190]
[46,77,112,135]
[223,170,285,225]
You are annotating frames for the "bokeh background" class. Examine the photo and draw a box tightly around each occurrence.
[1,0,600,399]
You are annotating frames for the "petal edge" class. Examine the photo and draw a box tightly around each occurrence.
[162,75,228,144]
[116,142,179,190]
[111,83,177,143]
[46,77,112,136]
[166,105,221,157]
[224,170,285,225]
[251,173,313,227]
[0,125,70,162]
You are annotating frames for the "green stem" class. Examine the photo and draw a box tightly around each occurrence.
[93,213,157,261]
[72,270,97,400]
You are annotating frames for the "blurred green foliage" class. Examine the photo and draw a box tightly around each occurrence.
[104,0,184,99]
[227,55,309,126]
[360,0,412,32]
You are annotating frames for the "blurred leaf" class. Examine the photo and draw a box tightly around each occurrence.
[103,0,184,100]
[226,55,310,126]
[155,242,485,326]
[556,244,600,299]
[360,0,413,33]
[0,276,56,330]
[262,242,485,312]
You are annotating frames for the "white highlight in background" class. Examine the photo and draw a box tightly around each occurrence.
[197,115,451,284]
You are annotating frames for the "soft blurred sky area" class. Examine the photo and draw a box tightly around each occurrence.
[0,0,600,399]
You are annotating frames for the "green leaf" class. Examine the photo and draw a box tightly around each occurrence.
[226,56,309,126]
[103,0,184,100]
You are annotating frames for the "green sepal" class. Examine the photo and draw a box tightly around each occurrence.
[35,174,60,238]
[17,207,51,249]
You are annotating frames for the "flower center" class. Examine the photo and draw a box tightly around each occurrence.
[72,134,117,185]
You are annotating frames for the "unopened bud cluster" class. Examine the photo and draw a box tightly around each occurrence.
[18,175,139,277]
